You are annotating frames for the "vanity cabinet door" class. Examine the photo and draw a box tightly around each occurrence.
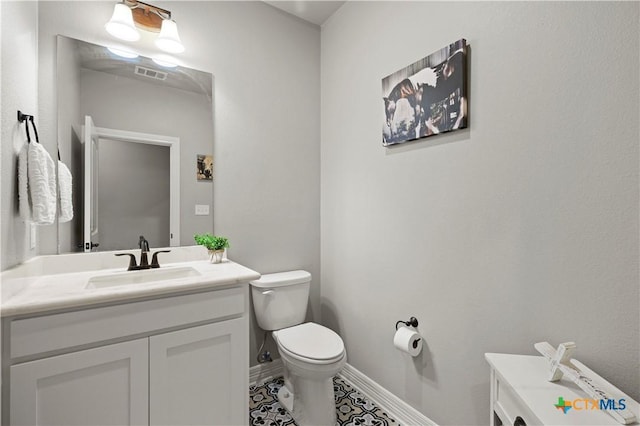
[149,318,248,426]
[10,338,149,426]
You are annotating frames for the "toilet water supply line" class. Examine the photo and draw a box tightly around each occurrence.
[257,330,273,363]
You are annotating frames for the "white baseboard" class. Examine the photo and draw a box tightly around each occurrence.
[249,359,283,386]
[338,363,437,426]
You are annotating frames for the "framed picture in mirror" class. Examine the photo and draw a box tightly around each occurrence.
[197,154,213,181]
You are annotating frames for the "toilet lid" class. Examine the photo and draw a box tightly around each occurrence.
[276,323,344,361]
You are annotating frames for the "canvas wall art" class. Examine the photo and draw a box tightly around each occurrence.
[382,38,468,146]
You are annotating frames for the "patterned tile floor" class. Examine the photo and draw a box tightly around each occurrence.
[250,376,400,426]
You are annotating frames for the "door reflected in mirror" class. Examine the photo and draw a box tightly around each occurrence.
[98,138,171,251]
[83,117,180,252]
[56,36,214,254]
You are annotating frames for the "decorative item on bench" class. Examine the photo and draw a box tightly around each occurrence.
[382,38,468,146]
[535,341,637,424]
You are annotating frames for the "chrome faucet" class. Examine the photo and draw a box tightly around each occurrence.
[115,236,170,271]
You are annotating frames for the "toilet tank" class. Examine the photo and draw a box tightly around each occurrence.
[250,270,311,331]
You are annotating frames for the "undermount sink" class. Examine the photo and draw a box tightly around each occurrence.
[86,266,202,289]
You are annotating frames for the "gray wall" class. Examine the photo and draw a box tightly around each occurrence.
[56,35,82,254]
[320,2,639,425]
[1,1,39,270]
[32,1,321,366]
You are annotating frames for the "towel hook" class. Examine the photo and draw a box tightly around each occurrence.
[17,110,31,123]
[29,116,40,143]
[18,111,38,144]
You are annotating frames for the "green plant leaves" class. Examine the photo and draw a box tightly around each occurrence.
[194,233,230,251]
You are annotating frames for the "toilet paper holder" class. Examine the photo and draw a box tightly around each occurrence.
[395,316,419,330]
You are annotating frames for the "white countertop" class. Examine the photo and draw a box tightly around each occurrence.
[1,247,260,318]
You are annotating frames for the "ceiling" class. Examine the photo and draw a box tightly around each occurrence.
[263,1,346,26]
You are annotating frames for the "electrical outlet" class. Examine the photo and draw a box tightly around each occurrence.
[195,204,210,216]
[30,223,37,249]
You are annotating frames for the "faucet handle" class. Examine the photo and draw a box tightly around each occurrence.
[115,253,138,271]
[150,250,171,268]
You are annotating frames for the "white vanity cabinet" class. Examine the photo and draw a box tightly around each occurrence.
[2,285,250,426]
[149,319,247,425]
[11,338,150,426]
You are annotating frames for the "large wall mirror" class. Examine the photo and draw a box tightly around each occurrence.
[57,36,214,253]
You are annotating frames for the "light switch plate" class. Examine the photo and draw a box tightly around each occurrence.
[195,204,210,216]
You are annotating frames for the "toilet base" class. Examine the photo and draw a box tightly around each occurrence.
[277,376,337,426]
[277,386,293,413]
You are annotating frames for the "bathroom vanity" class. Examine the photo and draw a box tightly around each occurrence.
[1,247,260,426]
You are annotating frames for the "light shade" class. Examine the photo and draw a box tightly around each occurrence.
[152,55,178,68]
[107,46,139,59]
[155,19,184,53]
[105,3,140,42]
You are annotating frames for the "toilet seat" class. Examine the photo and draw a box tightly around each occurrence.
[274,322,345,364]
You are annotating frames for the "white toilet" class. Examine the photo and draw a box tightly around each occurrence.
[250,270,346,426]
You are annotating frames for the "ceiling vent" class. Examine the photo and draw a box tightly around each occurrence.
[134,65,167,81]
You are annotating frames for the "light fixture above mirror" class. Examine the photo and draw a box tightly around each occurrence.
[105,0,185,53]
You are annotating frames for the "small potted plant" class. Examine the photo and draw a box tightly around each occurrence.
[194,233,230,264]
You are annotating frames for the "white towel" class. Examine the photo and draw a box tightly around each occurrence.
[58,160,73,223]
[27,142,57,225]
[18,143,31,220]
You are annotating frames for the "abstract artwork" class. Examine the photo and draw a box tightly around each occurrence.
[382,38,468,146]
